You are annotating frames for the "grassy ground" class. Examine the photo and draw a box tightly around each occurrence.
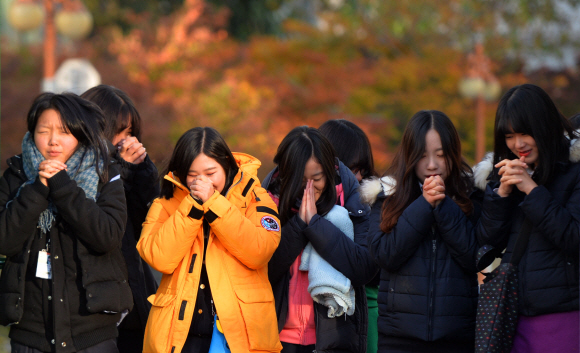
[0,325,9,353]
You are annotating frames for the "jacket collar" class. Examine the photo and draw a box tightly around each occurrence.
[164,152,263,197]
[336,159,368,215]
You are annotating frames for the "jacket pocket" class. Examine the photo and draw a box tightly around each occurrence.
[0,260,24,326]
[235,285,280,351]
[144,293,177,353]
[0,292,23,326]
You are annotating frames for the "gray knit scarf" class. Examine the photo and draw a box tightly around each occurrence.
[15,131,102,234]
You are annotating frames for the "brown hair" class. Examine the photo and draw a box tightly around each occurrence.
[380,110,473,233]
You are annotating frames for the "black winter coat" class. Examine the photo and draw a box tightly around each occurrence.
[115,153,159,333]
[263,160,378,353]
[0,155,133,353]
[475,158,580,317]
[365,177,481,348]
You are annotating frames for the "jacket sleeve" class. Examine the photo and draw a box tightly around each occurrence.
[476,183,514,249]
[119,155,160,241]
[433,195,480,273]
[520,185,580,257]
[369,195,434,272]
[268,214,309,283]
[202,186,281,270]
[303,211,378,287]
[0,174,49,256]
[48,169,127,254]
[137,194,204,274]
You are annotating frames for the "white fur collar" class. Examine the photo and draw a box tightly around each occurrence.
[359,176,396,205]
[472,136,580,191]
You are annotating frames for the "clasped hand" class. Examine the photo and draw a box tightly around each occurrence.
[117,136,147,164]
[423,175,445,208]
[495,156,537,197]
[298,179,318,225]
[38,160,67,186]
[189,175,215,203]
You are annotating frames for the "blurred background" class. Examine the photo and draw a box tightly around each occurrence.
[1,0,580,350]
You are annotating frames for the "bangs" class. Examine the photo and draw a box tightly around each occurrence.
[116,103,142,139]
[347,140,370,170]
[496,108,534,137]
[350,155,370,174]
[115,111,131,132]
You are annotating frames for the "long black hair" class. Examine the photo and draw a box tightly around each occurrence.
[273,126,337,225]
[160,127,239,199]
[319,119,377,179]
[493,84,577,185]
[381,110,473,233]
[81,84,142,141]
[26,92,109,181]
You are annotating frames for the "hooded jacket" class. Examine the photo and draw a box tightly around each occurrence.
[473,142,580,317]
[137,153,282,353]
[0,154,132,353]
[263,160,377,353]
[362,175,482,346]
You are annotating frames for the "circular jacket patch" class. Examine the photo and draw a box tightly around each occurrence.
[260,215,280,232]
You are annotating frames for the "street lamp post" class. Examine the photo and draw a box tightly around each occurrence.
[7,0,93,92]
[459,43,501,162]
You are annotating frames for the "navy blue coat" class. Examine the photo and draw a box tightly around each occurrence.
[264,160,378,353]
[476,161,580,316]
[366,177,481,346]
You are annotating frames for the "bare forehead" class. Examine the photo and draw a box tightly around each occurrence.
[189,153,220,172]
[425,129,443,150]
[304,157,324,177]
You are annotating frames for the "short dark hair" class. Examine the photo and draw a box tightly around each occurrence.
[493,84,576,185]
[273,126,337,225]
[26,92,109,181]
[380,110,473,233]
[81,84,142,141]
[160,127,238,199]
[319,119,377,179]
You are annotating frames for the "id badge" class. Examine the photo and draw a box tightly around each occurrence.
[36,250,52,279]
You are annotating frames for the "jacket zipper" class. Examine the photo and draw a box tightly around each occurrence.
[168,223,210,351]
[168,172,242,349]
[225,172,244,197]
[427,226,436,341]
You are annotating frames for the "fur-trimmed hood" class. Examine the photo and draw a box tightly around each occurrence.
[359,176,396,206]
[472,136,580,191]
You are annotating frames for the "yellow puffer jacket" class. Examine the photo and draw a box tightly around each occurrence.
[137,153,282,353]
